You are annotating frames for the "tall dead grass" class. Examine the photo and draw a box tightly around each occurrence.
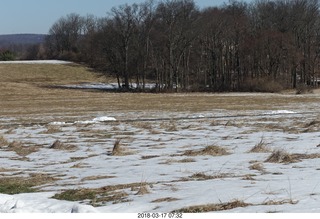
[249,138,271,153]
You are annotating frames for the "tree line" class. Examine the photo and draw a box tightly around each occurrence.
[43,0,320,92]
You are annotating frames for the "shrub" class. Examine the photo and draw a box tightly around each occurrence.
[239,77,285,93]
[0,50,16,61]
[296,83,313,95]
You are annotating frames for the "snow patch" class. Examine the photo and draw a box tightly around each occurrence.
[60,82,157,90]
[75,116,117,124]
[49,116,116,126]
[266,110,296,114]
[0,193,98,213]
[49,121,67,125]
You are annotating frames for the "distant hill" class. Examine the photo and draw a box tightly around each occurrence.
[0,34,46,48]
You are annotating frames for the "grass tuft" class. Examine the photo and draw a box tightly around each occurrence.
[135,184,151,195]
[249,162,265,173]
[183,145,230,157]
[249,138,271,153]
[0,135,8,146]
[49,140,77,151]
[112,139,122,156]
[190,172,228,180]
[265,150,298,163]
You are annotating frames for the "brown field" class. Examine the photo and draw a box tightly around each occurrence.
[1,63,319,124]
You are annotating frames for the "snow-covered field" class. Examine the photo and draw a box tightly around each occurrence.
[1,107,320,214]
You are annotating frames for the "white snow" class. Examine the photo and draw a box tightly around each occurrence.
[0,192,98,213]
[2,100,320,214]
[60,82,157,90]
[266,110,296,114]
[75,116,117,124]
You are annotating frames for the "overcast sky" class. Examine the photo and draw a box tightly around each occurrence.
[0,0,252,35]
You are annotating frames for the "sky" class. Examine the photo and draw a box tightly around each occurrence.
[0,0,252,35]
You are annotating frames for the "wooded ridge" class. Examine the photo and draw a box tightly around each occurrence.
[4,0,320,93]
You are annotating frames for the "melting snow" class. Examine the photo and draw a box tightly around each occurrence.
[267,110,296,114]
[1,108,320,213]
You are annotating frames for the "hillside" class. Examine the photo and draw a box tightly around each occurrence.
[0,34,46,47]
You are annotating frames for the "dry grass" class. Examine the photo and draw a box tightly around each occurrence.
[0,173,57,194]
[182,145,230,157]
[160,158,196,165]
[1,63,319,122]
[249,138,271,153]
[303,120,320,132]
[262,199,298,206]
[49,140,77,151]
[188,172,229,181]
[264,150,320,163]
[249,162,266,173]
[265,150,298,163]
[81,175,116,182]
[53,181,152,206]
[112,139,122,156]
[0,135,8,146]
[135,184,151,195]
[152,197,180,203]
[141,155,160,160]
[0,167,18,172]
[172,200,250,213]
[6,141,39,156]
[40,125,61,134]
